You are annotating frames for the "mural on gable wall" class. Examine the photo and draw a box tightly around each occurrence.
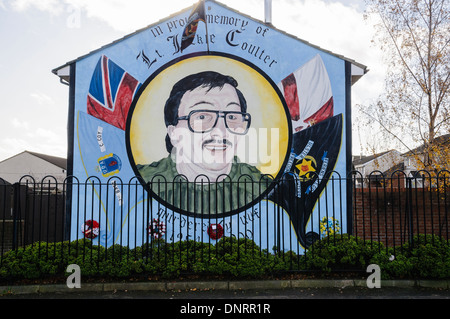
[68,0,353,252]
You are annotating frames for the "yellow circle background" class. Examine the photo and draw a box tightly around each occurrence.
[129,55,290,177]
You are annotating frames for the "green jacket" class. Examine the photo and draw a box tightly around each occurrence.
[137,156,272,216]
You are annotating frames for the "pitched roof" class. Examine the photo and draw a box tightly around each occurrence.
[0,151,67,170]
[382,161,405,176]
[352,150,391,166]
[27,151,67,170]
[52,0,367,85]
[402,134,450,156]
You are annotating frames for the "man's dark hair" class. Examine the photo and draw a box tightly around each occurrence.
[164,71,247,153]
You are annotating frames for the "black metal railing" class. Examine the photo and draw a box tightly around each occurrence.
[0,170,448,275]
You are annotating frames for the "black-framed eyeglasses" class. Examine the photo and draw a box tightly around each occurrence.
[177,109,251,135]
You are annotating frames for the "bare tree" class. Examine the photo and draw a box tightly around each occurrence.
[361,0,449,171]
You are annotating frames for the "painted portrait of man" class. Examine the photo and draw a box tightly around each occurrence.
[138,71,265,180]
[136,71,272,215]
[127,54,291,217]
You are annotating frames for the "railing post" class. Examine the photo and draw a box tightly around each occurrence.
[64,179,73,242]
[12,183,21,251]
[406,176,414,245]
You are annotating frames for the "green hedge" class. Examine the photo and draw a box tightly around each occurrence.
[304,234,450,279]
[372,234,450,279]
[303,234,385,272]
[0,234,448,281]
[0,237,300,281]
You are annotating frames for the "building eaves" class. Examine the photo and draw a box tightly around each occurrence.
[402,134,450,157]
[52,0,368,85]
[353,150,391,166]
[52,4,194,79]
[382,162,405,177]
[27,151,67,170]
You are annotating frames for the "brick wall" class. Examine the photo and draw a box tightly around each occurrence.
[352,187,450,246]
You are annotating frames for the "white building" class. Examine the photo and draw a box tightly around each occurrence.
[352,150,403,187]
[0,151,67,189]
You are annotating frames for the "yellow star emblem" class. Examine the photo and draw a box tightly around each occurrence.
[296,158,316,178]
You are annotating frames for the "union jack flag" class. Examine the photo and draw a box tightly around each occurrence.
[278,54,333,133]
[87,55,141,130]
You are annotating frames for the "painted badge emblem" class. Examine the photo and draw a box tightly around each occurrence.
[98,153,122,177]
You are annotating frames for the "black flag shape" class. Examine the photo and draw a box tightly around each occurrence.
[180,1,206,53]
[267,114,343,248]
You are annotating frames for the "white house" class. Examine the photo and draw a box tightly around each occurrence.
[352,150,403,187]
[402,134,450,175]
[401,134,450,188]
[0,151,67,188]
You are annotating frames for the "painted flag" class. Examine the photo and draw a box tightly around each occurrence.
[87,55,141,130]
[75,111,144,248]
[180,0,206,53]
[267,114,343,248]
[278,54,333,133]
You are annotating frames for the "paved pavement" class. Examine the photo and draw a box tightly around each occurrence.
[1,280,447,317]
[1,279,448,299]
[10,285,449,299]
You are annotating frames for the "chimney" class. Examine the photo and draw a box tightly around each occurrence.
[264,0,272,25]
